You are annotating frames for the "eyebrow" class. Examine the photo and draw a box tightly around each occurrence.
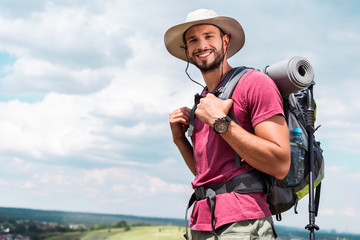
[185,31,217,42]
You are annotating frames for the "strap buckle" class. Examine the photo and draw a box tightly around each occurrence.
[194,186,206,200]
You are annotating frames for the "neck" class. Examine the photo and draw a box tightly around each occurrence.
[202,60,232,92]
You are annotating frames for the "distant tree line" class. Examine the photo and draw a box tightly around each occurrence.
[0,215,150,240]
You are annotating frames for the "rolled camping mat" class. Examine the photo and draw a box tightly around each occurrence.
[264,56,314,96]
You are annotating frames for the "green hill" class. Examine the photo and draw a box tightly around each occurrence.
[0,206,183,226]
[0,206,360,240]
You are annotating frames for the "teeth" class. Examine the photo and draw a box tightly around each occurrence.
[199,52,210,57]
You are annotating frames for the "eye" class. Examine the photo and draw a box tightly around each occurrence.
[187,38,197,44]
[205,34,215,40]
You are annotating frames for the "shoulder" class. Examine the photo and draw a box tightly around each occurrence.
[233,68,284,118]
[240,69,276,88]
[234,69,280,99]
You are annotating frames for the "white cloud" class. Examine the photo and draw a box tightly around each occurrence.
[349,172,360,181]
[279,163,360,233]
[0,94,103,158]
[34,172,72,186]
[20,181,34,189]
[111,184,128,193]
[0,25,194,161]
[1,58,115,94]
[0,0,359,234]
[0,3,132,67]
[0,156,190,216]
[0,2,133,95]
[0,179,8,186]
[79,168,129,186]
[340,204,358,217]
[82,187,99,198]
[326,165,348,173]
[146,176,190,195]
[320,208,335,216]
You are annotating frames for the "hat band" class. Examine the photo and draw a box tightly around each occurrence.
[181,23,229,46]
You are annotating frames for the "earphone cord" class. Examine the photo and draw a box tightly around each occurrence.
[180,30,231,91]
[183,47,206,89]
[182,39,227,92]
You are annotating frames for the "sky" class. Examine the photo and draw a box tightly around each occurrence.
[0,0,359,235]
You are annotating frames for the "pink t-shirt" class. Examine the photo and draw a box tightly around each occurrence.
[189,69,284,231]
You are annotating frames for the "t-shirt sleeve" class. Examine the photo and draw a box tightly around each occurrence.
[239,70,284,127]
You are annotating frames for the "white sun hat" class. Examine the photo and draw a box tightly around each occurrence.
[164,9,245,62]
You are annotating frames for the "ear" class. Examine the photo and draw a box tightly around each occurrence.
[223,34,230,52]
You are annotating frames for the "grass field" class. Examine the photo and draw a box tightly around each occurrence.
[42,225,186,240]
[41,225,360,240]
[106,226,185,240]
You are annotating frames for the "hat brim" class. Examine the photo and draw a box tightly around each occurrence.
[164,16,245,62]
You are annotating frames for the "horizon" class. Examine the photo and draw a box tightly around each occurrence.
[0,205,358,236]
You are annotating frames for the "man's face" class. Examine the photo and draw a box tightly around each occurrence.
[184,24,228,73]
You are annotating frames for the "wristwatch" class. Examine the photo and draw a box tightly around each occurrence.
[213,116,232,134]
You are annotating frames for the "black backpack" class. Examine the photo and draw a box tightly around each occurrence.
[184,66,324,239]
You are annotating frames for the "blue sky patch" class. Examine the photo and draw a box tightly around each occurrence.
[0,51,16,78]
[0,93,45,103]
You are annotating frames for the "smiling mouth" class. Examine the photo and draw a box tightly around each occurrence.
[198,52,210,58]
[195,50,213,59]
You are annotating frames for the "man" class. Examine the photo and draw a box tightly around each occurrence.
[164,9,290,239]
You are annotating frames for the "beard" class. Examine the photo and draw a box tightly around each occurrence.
[191,46,225,73]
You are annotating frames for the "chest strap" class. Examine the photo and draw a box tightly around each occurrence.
[183,169,270,239]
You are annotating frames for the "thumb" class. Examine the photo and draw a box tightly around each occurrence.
[223,99,234,114]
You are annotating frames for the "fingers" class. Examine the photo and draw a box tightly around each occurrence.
[169,107,191,125]
[196,94,234,123]
[200,93,233,106]
[223,98,234,114]
[169,107,191,141]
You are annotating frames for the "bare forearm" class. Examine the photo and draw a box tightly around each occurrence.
[194,91,290,179]
[221,120,290,180]
[169,107,196,176]
[174,136,196,176]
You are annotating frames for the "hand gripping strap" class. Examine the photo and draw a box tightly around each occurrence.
[187,67,251,137]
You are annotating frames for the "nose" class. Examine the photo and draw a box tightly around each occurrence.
[194,39,210,53]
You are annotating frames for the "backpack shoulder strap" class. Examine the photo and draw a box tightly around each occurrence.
[219,66,251,167]
[216,66,251,100]
[187,66,251,137]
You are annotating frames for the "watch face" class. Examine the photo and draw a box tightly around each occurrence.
[216,120,228,132]
[214,118,229,134]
